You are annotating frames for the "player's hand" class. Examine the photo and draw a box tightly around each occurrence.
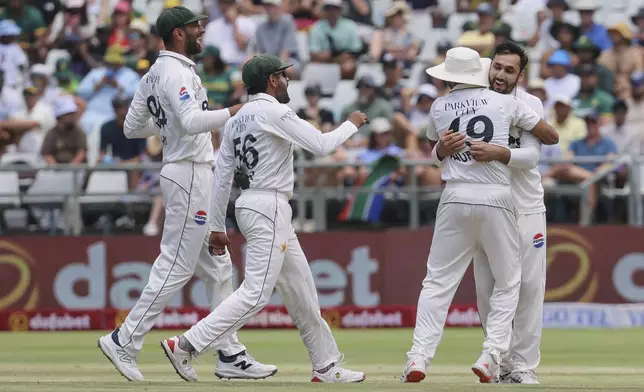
[470,141,509,163]
[348,111,368,128]
[436,129,465,158]
[208,231,231,257]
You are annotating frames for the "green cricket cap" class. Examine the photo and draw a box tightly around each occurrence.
[155,6,207,39]
[241,54,292,90]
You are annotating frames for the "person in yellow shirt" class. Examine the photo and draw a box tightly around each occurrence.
[548,95,587,152]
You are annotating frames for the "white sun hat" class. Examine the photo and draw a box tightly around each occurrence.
[425,47,492,87]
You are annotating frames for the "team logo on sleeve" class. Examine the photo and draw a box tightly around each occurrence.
[533,233,545,248]
[179,87,190,101]
[195,210,207,225]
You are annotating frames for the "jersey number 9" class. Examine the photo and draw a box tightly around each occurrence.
[448,115,494,143]
[233,134,259,171]
[147,96,167,128]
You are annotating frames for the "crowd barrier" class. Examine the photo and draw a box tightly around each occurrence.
[1,225,643,330]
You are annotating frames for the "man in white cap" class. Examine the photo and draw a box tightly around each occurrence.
[402,47,558,384]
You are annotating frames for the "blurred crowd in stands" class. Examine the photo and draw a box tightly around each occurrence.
[0,0,643,233]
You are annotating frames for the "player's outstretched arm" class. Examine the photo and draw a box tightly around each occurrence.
[124,88,160,139]
[209,123,236,234]
[264,105,367,156]
[166,71,236,135]
[508,96,559,145]
[528,119,559,145]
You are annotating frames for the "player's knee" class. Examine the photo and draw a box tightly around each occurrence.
[240,280,274,307]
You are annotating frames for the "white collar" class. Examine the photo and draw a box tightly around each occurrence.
[249,93,279,104]
[450,83,486,92]
[157,50,195,66]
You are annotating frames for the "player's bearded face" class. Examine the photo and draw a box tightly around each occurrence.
[184,22,204,56]
[489,55,521,94]
[273,71,290,104]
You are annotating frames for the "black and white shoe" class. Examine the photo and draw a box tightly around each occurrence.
[98,328,144,381]
[215,351,278,380]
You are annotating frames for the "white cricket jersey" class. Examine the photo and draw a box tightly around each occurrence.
[123,50,232,165]
[0,43,27,88]
[427,85,541,186]
[209,93,358,232]
[509,89,546,215]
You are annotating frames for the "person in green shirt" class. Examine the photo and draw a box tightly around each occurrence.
[574,63,615,125]
[572,36,615,95]
[0,0,45,39]
[341,75,393,138]
[196,46,243,109]
[54,58,79,94]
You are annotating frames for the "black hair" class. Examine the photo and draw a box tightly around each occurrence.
[493,41,529,72]
[112,97,132,110]
[613,100,628,113]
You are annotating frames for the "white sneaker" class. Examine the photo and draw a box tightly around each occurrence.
[401,356,428,383]
[311,363,365,383]
[160,336,198,382]
[97,330,144,381]
[471,350,500,384]
[215,351,278,380]
[508,371,539,384]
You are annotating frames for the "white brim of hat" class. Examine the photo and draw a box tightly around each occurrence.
[425,58,492,87]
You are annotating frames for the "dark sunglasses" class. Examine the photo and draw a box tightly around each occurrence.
[272,71,288,79]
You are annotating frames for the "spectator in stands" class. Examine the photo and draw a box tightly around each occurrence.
[544,50,580,107]
[369,1,420,68]
[124,19,156,69]
[345,0,371,27]
[46,0,96,50]
[527,78,547,105]
[255,0,300,79]
[528,0,569,50]
[574,64,615,125]
[379,54,408,114]
[599,23,643,99]
[203,0,257,67]
[625,72,644,128]
[576,0,611,51]
[41,94,86,164]
[407,84,437,135]
[309,0,363,79]
[9,86,56,154]
[100,97,146,189]
[134,59,151,78]
[76,45,140,134]
[341,75,392,136]
[482,21,511,58]
[197,46,243,109]
[550,95,586,152]
[0,20,29,89]
[53,58,80,95]
[340,117,405,185]
[456,2,495,55]
[568,108,617,214]
[602,100,642,155]
[107,1,132,48]
[572,36,615,96]
[632,8,644,46]
[296,84,334,133]
[0,0,45,40]
[288,0,323,31]
[412,134,442,187]
[540,22,578,79]
[0,71,25,120]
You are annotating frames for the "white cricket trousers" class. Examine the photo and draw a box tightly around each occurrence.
[118,161,245,358]
[183,190,342,370]
[409,185,521,362]
[474,212,546,373]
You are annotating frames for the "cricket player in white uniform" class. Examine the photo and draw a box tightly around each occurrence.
[471,42,554,384]
[97,7,276,382]
[401,47,559,384]
[158,54,369,383]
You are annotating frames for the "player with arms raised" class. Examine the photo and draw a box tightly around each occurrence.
[97,6,276,382]
[401,47,558,384]
[158,54,369,383]
[470,41,553,384]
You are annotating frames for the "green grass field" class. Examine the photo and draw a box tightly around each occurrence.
[0,329,642,391]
